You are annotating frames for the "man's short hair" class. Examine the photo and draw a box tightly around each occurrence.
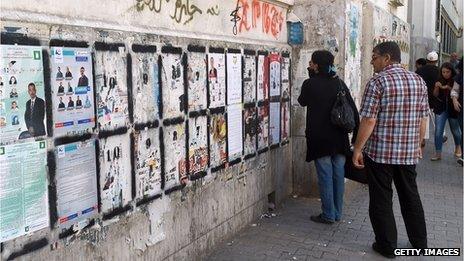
[80,67,85,70]
[28,82,36,89]
[373,42,401,63]
[416,58,427,66]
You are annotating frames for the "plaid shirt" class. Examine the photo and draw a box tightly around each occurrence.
[360,64,429,165]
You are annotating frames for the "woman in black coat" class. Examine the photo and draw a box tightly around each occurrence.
[298,50,359,224]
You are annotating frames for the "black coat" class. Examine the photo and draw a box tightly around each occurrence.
[416,64,440,110]
[24,97,46,136]
[298,75,359,162]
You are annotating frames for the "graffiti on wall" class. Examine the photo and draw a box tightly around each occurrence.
[235,0,285,39]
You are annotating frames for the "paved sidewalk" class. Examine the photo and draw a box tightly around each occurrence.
[206,137,463,260]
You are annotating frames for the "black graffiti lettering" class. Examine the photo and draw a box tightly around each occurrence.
[136,0,167,13]
[170,0,203,25]
[230,1,241,35]
[207,5,220,16]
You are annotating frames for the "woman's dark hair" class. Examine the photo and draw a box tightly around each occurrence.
[373,41,401,63]
[311,50,336,77]
[438,62,456,84]
[416,58,427,66]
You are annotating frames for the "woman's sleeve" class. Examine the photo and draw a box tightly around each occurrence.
[297,79,310,107]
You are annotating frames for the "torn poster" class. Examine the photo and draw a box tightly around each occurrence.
[281,101,290,141]
[226,53,242,105]
[94,49,129,131]
[208,53,226,108]
[0,140,49,242]
[132,51,160,124]
[163,123,187,190]
[188,116,208,176]
[269,102,280,145]
[134,127,162,199]
[269,53,281,97]
[209,112,227,168]
[243,55,256,103]
[243,107,257,156]
[55,139,98,229]
[227,103,243,160]
[50,47,95,137]
[187,52,207,111]
[281,56,290,99]
[0,45,46,143]
[99,133,132,215]
[161,53,184,119]
[257,54,269,101]
[257,105,269,150]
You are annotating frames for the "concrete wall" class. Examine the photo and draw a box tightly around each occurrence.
[0,1,294,259]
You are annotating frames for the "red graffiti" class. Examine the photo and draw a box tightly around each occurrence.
[237,0,284,39]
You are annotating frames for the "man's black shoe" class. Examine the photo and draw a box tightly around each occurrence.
[372,243,395,259]
[310,214,334,224]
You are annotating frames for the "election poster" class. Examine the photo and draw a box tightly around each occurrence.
[243,55,256,104]
[55,139,98,229]
[51,47,95,137]
[208,53,226,108]
[0,45,46,144]
[163,123,187,190]
[132,52,160,124]
[243,107,257,156]
[257,54,269,101]
[188,116,208,176]
[257,105,269,150]
[281,57,290,99]
[94,49,129,131]
[0,140,49,242]
[281,101,290,141]
[226,53,242,105]
[134,128,162,199]
[161,53,184,119]
[227,103,243,160]
[269,53,281,97]
[269,102,280,145]
[187,52,207,111]
[98,133,132,215]
[209,112,227,168]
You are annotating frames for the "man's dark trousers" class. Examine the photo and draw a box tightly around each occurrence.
[365,157,427,252]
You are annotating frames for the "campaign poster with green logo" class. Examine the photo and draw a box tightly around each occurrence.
[0,45,46,144]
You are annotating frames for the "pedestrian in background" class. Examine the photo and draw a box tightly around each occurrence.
[431,62,462,160]
[298,50,359,224]
[415,58,427,72]
[353,42,428,258]
[451,58,463,165]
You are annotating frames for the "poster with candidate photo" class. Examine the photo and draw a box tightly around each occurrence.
[209,113,227,169]
[243,55,256,104]
[281,101,290,141]
[132,52,160,124]
[257,54,269,101]
[281,57,290,99]
[98,133,132,215]
[269,53,281,97]
[257,105,269,150]
[51,47,95,137]
[55,139,98,229]
[0,45,46,144]
[188,116,208,177]
[134,128,162,200]
[226,53,242,105]
[187,52,207,111]
[94,50,129,131]
[161,53,184,119]
[243,107,257,156]
[163,123,187,190]
[269,102,280,145]
[0,140,49,242]
[208,53,226,108]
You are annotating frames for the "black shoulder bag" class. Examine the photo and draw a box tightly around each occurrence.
[331,78,356,133]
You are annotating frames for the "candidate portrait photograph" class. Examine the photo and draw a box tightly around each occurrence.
[24,82,46,136]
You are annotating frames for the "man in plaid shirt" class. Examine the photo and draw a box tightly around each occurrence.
[353,42,428,258]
